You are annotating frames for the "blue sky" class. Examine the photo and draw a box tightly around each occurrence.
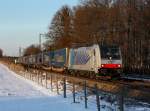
[0,0,79,56]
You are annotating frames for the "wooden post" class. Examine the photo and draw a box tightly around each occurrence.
[35,71,37,82]
[45,73,48,88]
[24,72,26,78]
[63,77,66,98]
[84,81,87,108]
[40,72,43,86]
[33,70,35,81]
[27,72,29,79]
[31,72,33,81]
[95,84,100,111]
[30,71,31,80]
[26,70,28,79]
[31,70,33,80]
[33,71,35,82]
[56,76,59,94]
[51,74,53,91]
[25,71,27,79]
[37,71,39,84]
[73,82,76,103]
[31,71,33,81]
[118,87,124,111]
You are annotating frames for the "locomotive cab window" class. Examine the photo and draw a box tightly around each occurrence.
[100,45,121,59]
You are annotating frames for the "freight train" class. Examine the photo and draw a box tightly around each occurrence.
[18,44,122,79]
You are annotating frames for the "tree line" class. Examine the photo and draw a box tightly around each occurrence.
[24,0,150,74]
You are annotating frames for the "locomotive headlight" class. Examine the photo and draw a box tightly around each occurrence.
[101,64,104,67]
[118,64,121,68]
[109,57,112,60]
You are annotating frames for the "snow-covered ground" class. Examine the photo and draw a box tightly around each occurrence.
[0,64,94,111]
[0,63,150,111]
[0,65,45,97]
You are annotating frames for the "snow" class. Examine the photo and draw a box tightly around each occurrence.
[0,63,150,111]
[0,64,93,111]
[0,65,45,97]
[0,96,92,111]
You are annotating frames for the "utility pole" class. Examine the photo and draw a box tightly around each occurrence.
[39,34,42,50]
[39,33,49,51]
[19,47,22,57]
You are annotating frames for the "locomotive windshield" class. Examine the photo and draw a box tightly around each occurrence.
[100,45,121,59]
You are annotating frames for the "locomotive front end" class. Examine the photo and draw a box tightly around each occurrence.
[98,45,122,78]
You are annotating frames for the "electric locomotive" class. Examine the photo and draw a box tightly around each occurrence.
[68,44,122,78]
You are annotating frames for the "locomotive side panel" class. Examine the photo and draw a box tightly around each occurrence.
[68,45,100,73]
[43,52,50,66]
[43,51,54,67]
[52,48,69,69]
[32,55,36,65]
[36,53,43,65]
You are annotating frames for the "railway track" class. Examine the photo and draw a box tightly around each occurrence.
[121,74,150,82]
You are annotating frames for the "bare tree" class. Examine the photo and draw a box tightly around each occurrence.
[46,0,150,74]
[23,45,41,56]
[47,5,73,49]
